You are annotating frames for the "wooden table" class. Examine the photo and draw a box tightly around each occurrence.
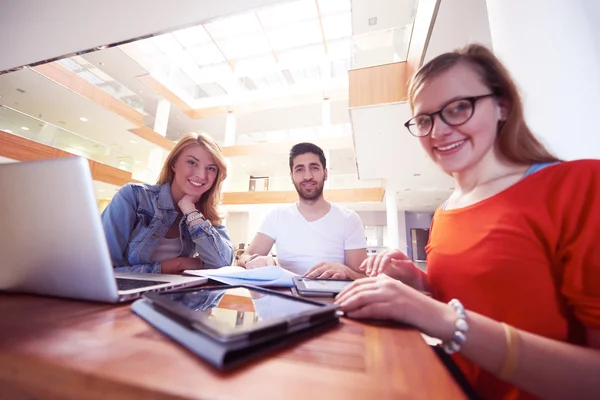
[0,294,466,400]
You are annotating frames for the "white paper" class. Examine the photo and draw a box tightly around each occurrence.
[183,266,298,288]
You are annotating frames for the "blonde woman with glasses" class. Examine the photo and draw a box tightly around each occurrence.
[336,44,600,399]
[102,132,233,274]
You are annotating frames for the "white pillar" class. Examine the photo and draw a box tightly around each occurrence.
[133,147,164,183]
[154,100,170,137]
[485,0,600,160]
[385,185,399,249]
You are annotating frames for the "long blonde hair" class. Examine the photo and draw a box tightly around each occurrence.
[157,132,227,225]
[408,44,560,165]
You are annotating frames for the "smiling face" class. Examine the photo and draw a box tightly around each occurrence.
[290,152,327,201]
[171,144,218,200]
[413,62,506,175]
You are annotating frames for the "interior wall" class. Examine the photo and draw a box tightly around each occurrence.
[486,0,600,160]
[0,0,286,72]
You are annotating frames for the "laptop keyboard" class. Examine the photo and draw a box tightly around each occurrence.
[116,278,171,291]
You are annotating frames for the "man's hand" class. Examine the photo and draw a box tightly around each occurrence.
[161,257,203,274]
[245,255,277,270]
[304,262,359,279]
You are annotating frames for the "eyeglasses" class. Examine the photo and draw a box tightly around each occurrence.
[404,94,496,137]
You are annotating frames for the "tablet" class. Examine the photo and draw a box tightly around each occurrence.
[143,285,339,344]
[293,276,353,297]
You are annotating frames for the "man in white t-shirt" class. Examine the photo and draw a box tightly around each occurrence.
[238,143,367,279]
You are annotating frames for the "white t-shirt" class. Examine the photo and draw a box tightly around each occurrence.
[258,203,367,275]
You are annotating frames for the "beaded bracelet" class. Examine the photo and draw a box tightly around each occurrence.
[443,298,469,354]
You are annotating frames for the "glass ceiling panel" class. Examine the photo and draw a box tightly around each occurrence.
[218,79,249,95]
[217,34,272,60]
[288,65,322,85]
[187,42,226,66]
[199,82,228,97]
[205,13,262,40]
[195,62,234,84]
[257,0,318,28]
[172,26,212,48]
[152,34,183,56]
[278,44,327,68]
[234,55,278,76]
[267,20,323,51]
[121,0,358,104]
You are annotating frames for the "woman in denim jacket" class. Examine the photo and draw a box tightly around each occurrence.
[101,132,234,274]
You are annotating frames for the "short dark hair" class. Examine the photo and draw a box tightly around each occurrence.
[289,142,327,171]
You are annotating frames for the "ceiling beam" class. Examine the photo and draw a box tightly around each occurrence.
[130,126,175,151]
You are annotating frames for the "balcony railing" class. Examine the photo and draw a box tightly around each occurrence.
[0,106,153,180]
[352,26,411,70]
[224,174,384,193]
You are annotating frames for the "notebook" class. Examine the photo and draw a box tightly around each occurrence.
[184,266,298,287]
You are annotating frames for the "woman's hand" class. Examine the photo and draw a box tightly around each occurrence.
[360,249,428,291]
[161,257,203,274]
[335,275,454,341]
[177,195,200,215]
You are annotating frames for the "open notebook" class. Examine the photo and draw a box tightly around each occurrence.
[184,266,297,287]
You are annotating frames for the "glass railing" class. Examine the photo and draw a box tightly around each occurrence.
[224,174,383,193]
[0,106,155,180]
[57,56,145,114]
[351,26,411,69]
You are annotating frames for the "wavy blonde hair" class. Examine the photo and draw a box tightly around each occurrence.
[408,44,560,165]
[157,132,227,225]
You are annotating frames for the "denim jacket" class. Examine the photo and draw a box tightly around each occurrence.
[101,182,234,273]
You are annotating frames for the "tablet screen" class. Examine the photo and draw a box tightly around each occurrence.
[302,279,352,292]
[159,287,323,333]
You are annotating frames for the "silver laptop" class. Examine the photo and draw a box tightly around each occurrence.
[0,157,208,303]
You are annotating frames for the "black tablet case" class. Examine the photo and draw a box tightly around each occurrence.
[131,298,340,370]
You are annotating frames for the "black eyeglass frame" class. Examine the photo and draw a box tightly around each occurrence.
[404,93,497,137]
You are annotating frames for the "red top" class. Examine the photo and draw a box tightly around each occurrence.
[426,160,600,400]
